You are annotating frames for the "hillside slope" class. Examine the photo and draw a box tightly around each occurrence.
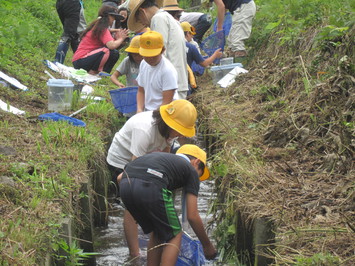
[193,1,354,264]
[0,0,354,265]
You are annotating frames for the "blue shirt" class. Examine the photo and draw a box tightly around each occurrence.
[185,42,205,67]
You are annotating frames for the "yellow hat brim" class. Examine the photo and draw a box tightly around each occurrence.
[139,47,162,57]
[125,47,140,53]
[199,167,210,181]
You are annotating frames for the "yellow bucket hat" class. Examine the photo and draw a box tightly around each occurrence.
[180,21,196,35]
[176,144,210,181]
[160,99,197,138]
[125,35,141,53]
[139,31,164,57]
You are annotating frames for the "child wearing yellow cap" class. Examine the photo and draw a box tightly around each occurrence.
[136,30,178,113]
[118,144,217,265]
[181,21,223,77]
[110,35,143,88]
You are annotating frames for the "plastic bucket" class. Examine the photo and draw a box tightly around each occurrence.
[109,87,138,113]
[176,232,206,266]
[47,79,74,111]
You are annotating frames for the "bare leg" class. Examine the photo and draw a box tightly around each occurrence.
[160,231,182,266]
[123,210,140,257]
[147,232,163,266]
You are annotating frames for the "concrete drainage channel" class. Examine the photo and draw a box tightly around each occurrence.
[93,180,216,265]
[54,131,276,265]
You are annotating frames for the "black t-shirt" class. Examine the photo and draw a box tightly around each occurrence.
[122,152,200,196]
[210,0,244,14]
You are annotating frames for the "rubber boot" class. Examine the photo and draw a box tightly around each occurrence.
[54,41,69,64]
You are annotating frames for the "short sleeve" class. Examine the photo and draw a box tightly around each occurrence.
[116,57,129,74]
[100,29,114,45]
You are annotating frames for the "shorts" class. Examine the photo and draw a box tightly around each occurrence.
[120,177,181,242]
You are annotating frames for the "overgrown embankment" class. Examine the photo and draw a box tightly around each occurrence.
[193,0,354,264]
[0,0,124,264]
[0,0,354,265]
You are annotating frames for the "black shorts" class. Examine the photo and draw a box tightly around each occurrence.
[120,177,181,242]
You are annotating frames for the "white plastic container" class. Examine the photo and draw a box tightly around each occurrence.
[210,63,243,84]
[47,79,74,111]
[220,57,234,65]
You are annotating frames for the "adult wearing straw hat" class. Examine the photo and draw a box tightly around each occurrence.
[107,99,198,258]
[128,0,189,99]
[118,144,217,265]
[162,0,183,21]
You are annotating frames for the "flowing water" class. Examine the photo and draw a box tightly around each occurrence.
[94,180,217,265]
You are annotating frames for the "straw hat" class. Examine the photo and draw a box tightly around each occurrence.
[162,0,183,11]
[160,99,197,138]
[176,144,210,181]
[125,35,141,53]
[127,0,146,32]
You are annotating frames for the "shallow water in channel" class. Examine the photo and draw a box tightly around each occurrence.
[93,180,217,266]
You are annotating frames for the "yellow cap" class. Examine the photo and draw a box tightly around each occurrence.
[139,31,164,57]
[160,99,197,138]
[180,21,196,35]
[176,144,210,181]
[125,35,141,53]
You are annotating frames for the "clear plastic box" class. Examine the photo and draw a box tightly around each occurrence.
[47,79,74,111]
[210,63,243,84]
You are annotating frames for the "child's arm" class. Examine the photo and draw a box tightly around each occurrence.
[136,86,145,113]
[161,90,176,105]
[186,193,217,260]
[110,70,125,88]
[200,48,223,67]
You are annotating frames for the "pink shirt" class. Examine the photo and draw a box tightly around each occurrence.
[72,28,114,61]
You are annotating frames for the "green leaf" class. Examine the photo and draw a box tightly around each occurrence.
[227,224,236,235]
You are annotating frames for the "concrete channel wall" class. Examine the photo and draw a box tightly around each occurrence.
[52,162,109,265]
[202,128,276,265]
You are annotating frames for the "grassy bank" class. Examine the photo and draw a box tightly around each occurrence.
[0,0,124,264]
[0,0,354,265]
[194,0,354,264]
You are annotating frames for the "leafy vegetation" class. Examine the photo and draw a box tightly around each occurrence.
[0,0,354,265]
[0,0,125,264]
[194,0,354,265]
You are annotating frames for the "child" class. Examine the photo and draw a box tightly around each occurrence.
[118,145,217,265]
[107,99,198,258]
[181,21,223,70]
[110,35,143,88]
[136,30,178,113]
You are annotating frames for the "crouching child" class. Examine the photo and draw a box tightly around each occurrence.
[118,144,217,265]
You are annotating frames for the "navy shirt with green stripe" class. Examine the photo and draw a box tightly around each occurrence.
[122,152,200,196]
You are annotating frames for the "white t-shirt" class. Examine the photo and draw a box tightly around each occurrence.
[106,111,169,169]
[151,10,188,93]
[137,56,178,111]
[116,57,140,86]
